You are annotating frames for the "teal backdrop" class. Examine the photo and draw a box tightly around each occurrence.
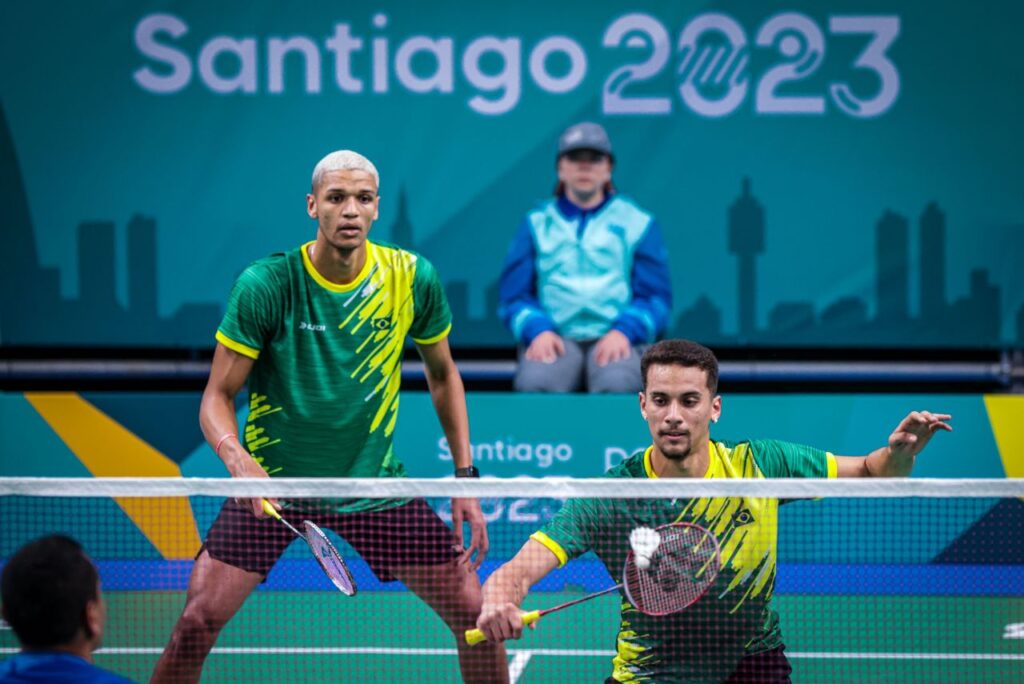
[1,1,1021,348]
[1,391,1021,564]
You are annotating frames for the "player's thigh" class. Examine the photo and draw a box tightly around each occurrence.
[180,549,263,626]
[181,499,287,626]
[586,343,644,393]
[514,339,585,392]
[393,558,482,626]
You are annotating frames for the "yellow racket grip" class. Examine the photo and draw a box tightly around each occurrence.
[261,499,282,520]
[464,610,541,646]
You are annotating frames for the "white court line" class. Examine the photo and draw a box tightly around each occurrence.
[507,651,533,683]
[1,646,1020,661]
[788,651,1024,661]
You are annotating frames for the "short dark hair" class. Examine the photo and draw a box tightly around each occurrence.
[640,339,720,394]
[1,534,99,649]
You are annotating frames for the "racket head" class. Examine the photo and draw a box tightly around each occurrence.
[623,521,721,616]
[303,520,357,596]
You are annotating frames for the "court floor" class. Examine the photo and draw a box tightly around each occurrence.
[3,591,1020,682]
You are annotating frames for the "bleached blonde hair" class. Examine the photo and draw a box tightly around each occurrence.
[311,150,380,191]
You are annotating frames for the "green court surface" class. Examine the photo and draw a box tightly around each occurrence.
[2,592,1022,682]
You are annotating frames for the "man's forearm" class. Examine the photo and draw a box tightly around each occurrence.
[200,392,247,469]
[426,370,473,469]
[864,446,915,477]
[482,564,529,609]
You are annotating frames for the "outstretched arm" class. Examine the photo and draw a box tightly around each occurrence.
[476,539,561,643]
[835,411,952,478]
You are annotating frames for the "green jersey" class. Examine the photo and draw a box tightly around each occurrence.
[215,240,452,511]
[532,440,837,683]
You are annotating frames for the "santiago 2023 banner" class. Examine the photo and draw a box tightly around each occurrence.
[1,1,1021,348]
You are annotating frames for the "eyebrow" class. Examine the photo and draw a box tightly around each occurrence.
[324,187,377,195]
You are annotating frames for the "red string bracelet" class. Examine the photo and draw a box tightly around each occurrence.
[215,433,238,457]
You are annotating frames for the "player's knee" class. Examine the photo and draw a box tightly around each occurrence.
[439,577,484,631]
[175,602,228,644]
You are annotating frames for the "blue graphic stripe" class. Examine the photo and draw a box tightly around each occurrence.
[60,560,1024,595]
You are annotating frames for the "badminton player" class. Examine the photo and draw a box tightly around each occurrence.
[151,150,507,683]
[476,339,951,683]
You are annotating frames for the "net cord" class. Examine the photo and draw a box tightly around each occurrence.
[0,477,1020,498]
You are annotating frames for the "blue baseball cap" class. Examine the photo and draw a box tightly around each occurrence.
[557,122,612,157]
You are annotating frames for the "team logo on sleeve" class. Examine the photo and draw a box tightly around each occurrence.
[371,316,393,331]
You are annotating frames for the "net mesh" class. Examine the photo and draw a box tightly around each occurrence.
[1,478,1022,683]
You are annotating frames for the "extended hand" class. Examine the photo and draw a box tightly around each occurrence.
[525,331,565,363]
[451,497,489,569]
[888,411,952,459]
[476,601,532,643]
[224,449,274,519]
[593,329,631,367]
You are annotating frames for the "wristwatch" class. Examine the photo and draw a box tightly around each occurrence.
[454,466,480,478]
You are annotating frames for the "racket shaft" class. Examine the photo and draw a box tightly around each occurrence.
[465,584,621,645]
[261,499,304,539]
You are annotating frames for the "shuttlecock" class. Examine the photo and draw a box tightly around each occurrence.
[629,527,661,571]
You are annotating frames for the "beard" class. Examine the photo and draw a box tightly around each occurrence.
[658,435,693,461]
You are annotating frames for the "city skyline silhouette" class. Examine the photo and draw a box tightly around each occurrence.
[0,100,1019,349]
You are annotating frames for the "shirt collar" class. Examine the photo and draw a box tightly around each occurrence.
[556,191,613,220]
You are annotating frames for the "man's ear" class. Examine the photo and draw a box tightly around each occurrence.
[83,599,102,642]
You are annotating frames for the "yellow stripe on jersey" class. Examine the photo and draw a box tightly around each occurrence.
[413,322,452,345]
[826,452,838,478]
[215,330,260,359]
[329,242,420,438]
[300,240,376,292]
[643,445,657,478]
[530,531,569,568]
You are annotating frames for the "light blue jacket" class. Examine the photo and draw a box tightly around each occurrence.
[499,193,672,345]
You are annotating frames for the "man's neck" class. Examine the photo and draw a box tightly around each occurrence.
[25,640,93,662]
[650,445,710,479]
[309,239,365,284]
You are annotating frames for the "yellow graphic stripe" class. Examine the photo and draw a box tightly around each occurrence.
[983,395,1024,478]
[529,531,569,567]
[643,445,657,478]
[216,330,260,359]
[301,239,375,292]
[24,392,201,559]
[338,244,418,437]
[412,322,452,346]
[826,452,838,479]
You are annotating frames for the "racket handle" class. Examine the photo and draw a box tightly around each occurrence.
[464,610,541,646]
[261,499,281,520]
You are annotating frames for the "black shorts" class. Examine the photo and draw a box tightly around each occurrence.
[202,498,459,582]
[603,645,791,684]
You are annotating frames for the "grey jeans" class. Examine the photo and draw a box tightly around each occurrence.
[513,338,646,393]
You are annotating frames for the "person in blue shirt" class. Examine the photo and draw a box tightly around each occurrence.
[0,535,132,683]
[498,121,672,393]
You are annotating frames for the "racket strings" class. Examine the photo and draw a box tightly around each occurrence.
[626,525,721,616]
[303,521,357,596]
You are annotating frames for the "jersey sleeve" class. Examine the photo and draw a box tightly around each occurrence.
[215,262,283,359]
[408,255,453,344]
[749,439,837,479]
[530,497,602,567]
